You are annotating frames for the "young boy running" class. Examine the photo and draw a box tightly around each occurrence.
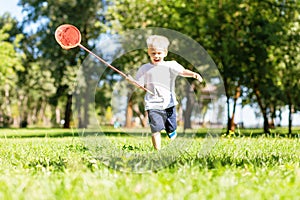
[131,35,203,150]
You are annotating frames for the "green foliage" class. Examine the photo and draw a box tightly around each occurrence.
[15,0,107,127]
[0,17,24,84]
[106,0,300,133]
[1,0,300,130]
[0,14,24,127]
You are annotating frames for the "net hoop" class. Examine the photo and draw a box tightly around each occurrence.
[55,24,81,49]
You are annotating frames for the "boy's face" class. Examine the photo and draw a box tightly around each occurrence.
[147,48,167,65]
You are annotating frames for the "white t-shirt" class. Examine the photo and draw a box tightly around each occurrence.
[135,61,185,110]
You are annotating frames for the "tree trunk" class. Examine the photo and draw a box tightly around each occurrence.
[229,85,241,132]
[288,103,293,136]
[75,96,83,128]
[4,83,12,120]
[254,88,270,133]
[19,95,28,128]
[55,107,61,125]
[84,98,89,128]
[229,111,235,131]
[75,89,89,128]
[63,94,72,128]
[83,86,90,128]
[142,111,148,127]
[125,98,133,128]
[224,78,231,134]
[39,101,45,126]
[262,110,269,134]
[268,104,276,129]
[184,83,195,130]
[133,104,147,127]
[226,96,230,134]
[287,91,293,136]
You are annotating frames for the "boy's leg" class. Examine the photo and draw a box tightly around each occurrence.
[165,106,177,140]
[147,109,164,150]
[152,132,161,150]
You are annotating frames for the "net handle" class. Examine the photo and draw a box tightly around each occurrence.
[78,44,154,95]
[54,24,154,95]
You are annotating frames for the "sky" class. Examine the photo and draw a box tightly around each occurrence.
[0,0,24,21]
[1,0,299,128]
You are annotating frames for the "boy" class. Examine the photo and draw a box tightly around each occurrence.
[129,35,203,150]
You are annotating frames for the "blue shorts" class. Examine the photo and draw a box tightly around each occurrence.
[147,106,177,134]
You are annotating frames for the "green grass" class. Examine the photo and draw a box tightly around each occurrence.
[0,128,300,199]
[1,126,299,138]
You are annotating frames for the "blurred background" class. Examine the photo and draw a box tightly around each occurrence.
[0,0,299,134]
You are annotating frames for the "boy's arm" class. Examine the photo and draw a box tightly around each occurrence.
[180,69,203,82]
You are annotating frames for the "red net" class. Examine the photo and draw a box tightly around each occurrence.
[55,24,81,49]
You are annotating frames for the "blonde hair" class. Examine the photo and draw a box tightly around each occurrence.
[146,35,170,50]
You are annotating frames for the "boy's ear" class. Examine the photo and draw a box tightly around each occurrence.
[164,50,168,56]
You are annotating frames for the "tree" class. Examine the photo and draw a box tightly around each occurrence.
[240,0,299,133]
[271,0,300,134]
[0,14,24,127]
[19,0,106,128]
[110,49,148,128]
[106,0,216,129]
[199,0,246,133]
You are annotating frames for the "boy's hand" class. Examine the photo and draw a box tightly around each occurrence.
[193,73,203,82]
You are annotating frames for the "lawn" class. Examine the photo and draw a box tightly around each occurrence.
[0,128,299,199]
